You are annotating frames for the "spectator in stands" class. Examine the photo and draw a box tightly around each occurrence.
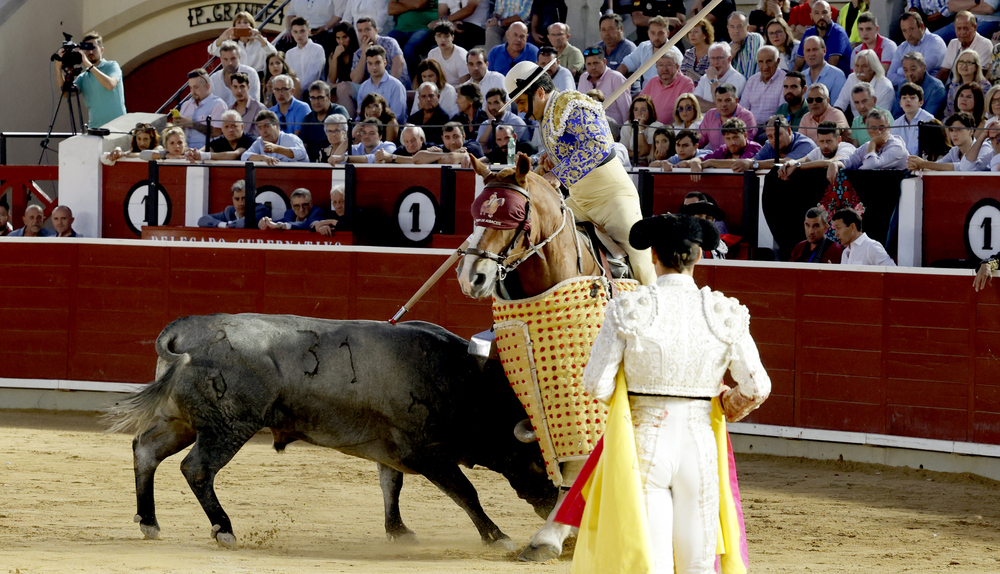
[683,18,714,82]
[673,93,704,130]
[732,114,817,171]
[749,0,789,34]
[789,207,843,263]
[639,48,695,125]
[907,0,954,33]
[625,0,685,43]
[197,179,271,229]
[798,83,849,144]
[381,121,484,163]
[186,110,255,161]
[536,46,575,92]
[259,188,326,230]
[833,108,907,171]
[208,11,276,73]
[284,17,326,93]
[849,12,894,74]
[450,82,488,142]
[778,120,856,182]
[936,4,1000,44]
[775,70,808,128]
[987,84,1000,120]
[391,125,431,158]
[741,45,787,126]
[578,47,632,124]
[327,23,360,103]
[799,37,845,105]
[269,74,311,133]
[619,16,674,90]
[52,208,84,239]
[485,0,533,51]
[356,46,408,123]
[285,0,341,51]
[943,50,991,118]
[894,82,935,156]
[937,12,993,84]
[8,205,55,237]
[0,197,10,236]
[907,111,993,171]
[620,95,664,161]
[887,12,947,86]
[688,0,737,43]
[427,21,470,86]
[242,110,308,164]
[596,13,636,71]
[319,114,350,164]
[848,82,891,147]
[105,123,161,163]
[644,127,675,167]
[973,118,1000,170]
[728,12,765,79]
[687,118,763,174]
[699,83,757,150]
[794,1,851,75]
[478,87,528,151]
[210,42,260,108]
[694,42,747,111]
[832,208,895,266]
[484,124,536,163]
[487,22,538,75]
[355,92,400,143]
[262,53,302,107]
[228,72,267,139]
[410,59,459,117]
[890,52,946,118]
[438,0,490,50]
[156,126,190,160]
[787,0,838,39]
[335,118,397,164]
[176,68,226,150]
[53,31,126,129]
[298,81,350,161]
[313,185,349,235]
[350,16,408,85]
[653,129,711,169]
[919,119,952,160]
[765,17,799,73]
[411,82,452,144]
[954,82,986,125]
[548,23,584,78]
[467,48,507,97]
[834,49,894,119]
[388,0,438,76]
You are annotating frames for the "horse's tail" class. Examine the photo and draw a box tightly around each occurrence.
[103,330,190,434]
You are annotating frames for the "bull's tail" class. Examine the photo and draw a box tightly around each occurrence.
[103,330,191,434]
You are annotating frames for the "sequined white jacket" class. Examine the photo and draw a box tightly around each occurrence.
[582,274,770,421]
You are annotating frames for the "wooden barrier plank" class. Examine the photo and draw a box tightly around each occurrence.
[0,351,67,379]
[800,295,884,325]
[802,374,882,404]
[260,296,350,318]
[886,300,971,329]
[887,378,968,410]
[888,405,967,442]
[800,324,881,351]
[69,353,154,383]
[800,399,884,433]
[973,412,1000,444]
[744,395,793,426]
[886,325,971,356]
[801,348,882,377]
[798,269,884,298]
[885,352,970,383]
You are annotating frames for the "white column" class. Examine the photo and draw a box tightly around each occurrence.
[757,175,776,251]
[58,135,103,238]
[185,166,210,227]
[896,176,923,267]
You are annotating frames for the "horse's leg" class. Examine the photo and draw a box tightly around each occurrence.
[518,460,585,561]
[133,417,196,540]
[378,463,417,543]
[179,423,258,548]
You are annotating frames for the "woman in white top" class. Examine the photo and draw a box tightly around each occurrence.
[583,213,770,574]
[619,95,664,162]
[834,49,895,116]
[426,20,471,86]
[672,93,703,131]
[410,59,460,117]
[207,11,277,73]
[765,18,799,73]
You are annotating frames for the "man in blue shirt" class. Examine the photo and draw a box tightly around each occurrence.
[795,1,853,75]
[259,188,326,230]
[337,118,397,164]
[356,45,408,122]
[54,31,126,128]
[732,115,818,172]
[268,74,310,134]
[887,12,948,86]
[487,22,539,75]
[197,179,271,228]
[890,52,946,118]
[800,37,846,107]
[8,205,56,237]
[241,110,308,164]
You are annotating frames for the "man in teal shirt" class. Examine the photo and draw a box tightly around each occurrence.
[56,31,126,128]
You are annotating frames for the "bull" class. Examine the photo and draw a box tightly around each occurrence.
[106,314,558,548]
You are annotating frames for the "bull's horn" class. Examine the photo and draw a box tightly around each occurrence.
[513,419,536,443]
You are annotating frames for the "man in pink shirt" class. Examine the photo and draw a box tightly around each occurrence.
[578,46,631,124]
[686,118,763,169]
[698,83,757,151]
[639,47,695,123]
[797,83,849,143]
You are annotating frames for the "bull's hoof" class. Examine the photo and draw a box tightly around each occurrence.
[211,524,238,549]
[486,535,516,551]
[518,542,561,562]
[387,531,419,545]
[135,515,160,540]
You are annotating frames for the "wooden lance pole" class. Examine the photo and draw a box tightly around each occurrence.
[389,238,471,324]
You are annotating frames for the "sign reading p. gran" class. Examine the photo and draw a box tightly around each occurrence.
[188,3,284,27]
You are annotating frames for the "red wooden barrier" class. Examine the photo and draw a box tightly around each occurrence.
[921,174,998,266]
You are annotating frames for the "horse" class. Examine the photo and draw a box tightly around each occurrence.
[457,152,606,561]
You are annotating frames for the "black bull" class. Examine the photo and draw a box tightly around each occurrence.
[106,314,558,548]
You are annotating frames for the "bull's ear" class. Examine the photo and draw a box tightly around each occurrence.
[470,152,493,181]
[515,153,531,186]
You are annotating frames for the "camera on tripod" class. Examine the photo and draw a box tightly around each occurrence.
[50,33,95,71]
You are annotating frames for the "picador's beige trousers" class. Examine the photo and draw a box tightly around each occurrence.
[564,160,656,285]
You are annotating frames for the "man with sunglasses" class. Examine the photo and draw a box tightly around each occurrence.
[798,84,849,144]
[54,31,126,128]
[579,46,632,125]
[503,61,656,285]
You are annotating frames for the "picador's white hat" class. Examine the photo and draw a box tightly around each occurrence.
[505,61,544,99]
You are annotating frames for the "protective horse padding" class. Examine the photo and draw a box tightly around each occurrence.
[493,276,637,486]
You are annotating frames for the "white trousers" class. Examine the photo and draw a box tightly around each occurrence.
[629,395,719,574]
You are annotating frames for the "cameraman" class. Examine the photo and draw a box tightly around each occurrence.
[54,31,126,128]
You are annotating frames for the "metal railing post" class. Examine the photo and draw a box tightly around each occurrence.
[244,162,258,229]
[146,160,159,229]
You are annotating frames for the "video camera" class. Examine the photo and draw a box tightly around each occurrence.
[50,33,95,69]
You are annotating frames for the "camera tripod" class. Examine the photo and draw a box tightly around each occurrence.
[38,73,86,164]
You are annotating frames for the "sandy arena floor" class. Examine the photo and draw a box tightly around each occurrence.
[1,409,999,573]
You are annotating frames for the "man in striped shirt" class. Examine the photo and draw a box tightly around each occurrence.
[728,12,764,79]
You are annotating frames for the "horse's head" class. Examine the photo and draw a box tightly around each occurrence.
[458,152,538,299]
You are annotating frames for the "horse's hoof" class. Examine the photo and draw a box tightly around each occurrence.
[518,543,561,562]
[139,523,160,540]
[387,531,419,545]
[215,532,237,549]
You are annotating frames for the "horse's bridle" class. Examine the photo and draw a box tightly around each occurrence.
[462,180,572,282]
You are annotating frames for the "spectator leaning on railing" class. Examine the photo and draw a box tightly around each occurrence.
[778,120,856,183]
[54,31,126,129]
[8,205,56,238]
[186,109,255,161]
[259,187,326,231]
[241,110,308,164]
[197,179,271,228]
